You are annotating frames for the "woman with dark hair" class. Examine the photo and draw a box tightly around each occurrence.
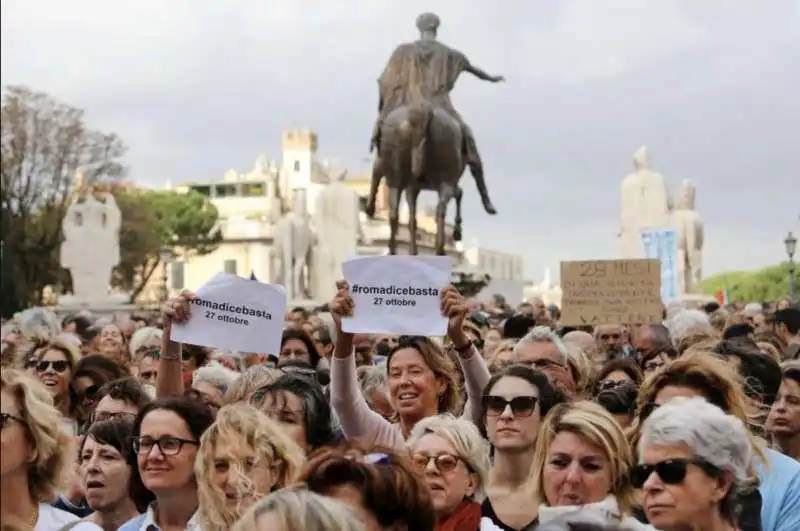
[767,362,800,460]
[60,419,147,530]
[279,328,321,369]
[593,358,643,395]
[118,396,214,531]
[479,365,560,531]
[250,374,339,453]
[639,343,678,376]
[301,443,437,531]
[71,355,130,426]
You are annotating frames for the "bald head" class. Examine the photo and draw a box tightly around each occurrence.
[562,330,597,357]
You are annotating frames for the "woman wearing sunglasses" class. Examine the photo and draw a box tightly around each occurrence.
[478,365,559,531]
[636,396,752,531]
[31,335,82,434]
[71,354,130,428]
[406,414,502,531]
[529,401,654,530]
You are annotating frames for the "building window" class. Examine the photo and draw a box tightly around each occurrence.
[224,259,238,276]
[293,160,300,172]
[215,184,238,198]
[170,262,185,290]
[242,182,266,197]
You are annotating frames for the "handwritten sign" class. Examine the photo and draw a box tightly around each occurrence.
[171,272,286,354]
[342,255,451,335]
[559,259,662,326]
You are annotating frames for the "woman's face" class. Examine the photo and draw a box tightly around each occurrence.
[279,338,311,366]
[137,356,158,386]
[412,433,477,521]
[601,370,633,385]
[259,391,308,453]
[642,353,670,375]
[485,376,541,452]
[36,349,71,400]
[136,409,199,494]
[208,436,278,517]
[80,436,133,511]
[0,389,32,478]
[484,329,502,356]
[542,431,612,507]
[99,325,124,355]
[387,347,442,419]
[640,443,730,530]
[767,378,800,438]
[73,376,101,416]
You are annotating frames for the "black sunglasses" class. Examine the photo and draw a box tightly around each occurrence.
[630,458,720,489]
[77,385,100,401]
[482,395,538,417]
[36,360,69,373]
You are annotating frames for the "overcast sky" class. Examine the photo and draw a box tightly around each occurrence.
[3,0,799,281]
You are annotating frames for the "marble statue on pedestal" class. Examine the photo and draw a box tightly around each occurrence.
[272,189,316,300]
[60,179,122,304]
[672,179,704,293]
[313,169,371,302]
[619,146,672,258]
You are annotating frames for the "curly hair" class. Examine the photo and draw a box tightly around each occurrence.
[0,369,74,503]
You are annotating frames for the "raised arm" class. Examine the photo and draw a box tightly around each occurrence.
[155,291,197,398]
[329,281,405,450]
[464,61,504,83]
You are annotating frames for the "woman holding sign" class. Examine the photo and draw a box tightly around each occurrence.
[329,281,491,451]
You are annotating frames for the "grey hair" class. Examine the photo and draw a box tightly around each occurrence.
[639,396,752,522]
[193,362,240,394]
[232,487,365,531]
[129,326,162,357]
[314,312,337,344]
[666,309,713,343]
[407,414,491,502]
[513,326,568,365]
[17,308,60,344]
[742,303,763,316]
[357,364,387,406]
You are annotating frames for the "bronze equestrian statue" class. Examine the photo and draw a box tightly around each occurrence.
[364,12,503,255]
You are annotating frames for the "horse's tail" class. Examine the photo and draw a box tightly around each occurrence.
[407,100,433,179]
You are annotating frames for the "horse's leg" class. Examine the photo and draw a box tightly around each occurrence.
[436,183,456,256]
[452,186,463,242]
[406,186,420,255]
[365,156,382,218]
[387,186,401,255]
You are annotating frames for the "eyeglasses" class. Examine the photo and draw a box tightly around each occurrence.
[36,360,69,373]
[132,436,199,456]
[630,458,720,489]
[0,413,26,430]
[76,385,100,402]
[410,452,465,473]
[482,395,538,417]
[92,410,137,423]
[525,359,560,370]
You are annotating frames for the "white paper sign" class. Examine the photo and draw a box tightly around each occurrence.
[170,272,286,354]
[341,255,451,336]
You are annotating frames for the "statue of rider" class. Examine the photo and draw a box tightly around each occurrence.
[370,12,503,214]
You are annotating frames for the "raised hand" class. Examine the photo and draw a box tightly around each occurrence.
[331,280,355,331]
[440,285,470,347]
[160,290,197,326]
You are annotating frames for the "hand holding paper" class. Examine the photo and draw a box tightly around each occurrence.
[440,286,470,347]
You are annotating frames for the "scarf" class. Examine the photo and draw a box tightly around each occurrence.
[437,500,482,531]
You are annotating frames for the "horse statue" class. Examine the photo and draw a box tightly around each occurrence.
[365,12,502,255]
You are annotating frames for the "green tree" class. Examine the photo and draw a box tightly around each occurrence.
[113,187,222,302]
[699,263,799,301]
[0,86,126,317]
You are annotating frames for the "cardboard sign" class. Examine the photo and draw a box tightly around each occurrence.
[170,272,286,354]
[342,255,451,335]
[560,259,662,326]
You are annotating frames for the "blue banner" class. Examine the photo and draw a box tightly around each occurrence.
[640,228,679,302]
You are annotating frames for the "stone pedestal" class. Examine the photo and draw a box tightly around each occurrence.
[55,293,136,319]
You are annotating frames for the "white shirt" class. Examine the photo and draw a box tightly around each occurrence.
[137,504,202,531]
[34,504,78,531]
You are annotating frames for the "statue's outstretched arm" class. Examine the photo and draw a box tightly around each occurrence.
[464,61,503,83]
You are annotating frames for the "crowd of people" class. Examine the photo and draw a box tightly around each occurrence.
[1,283,799,531]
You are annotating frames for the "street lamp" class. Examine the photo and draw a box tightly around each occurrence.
[786,231,797,301]
[159,247,176,302]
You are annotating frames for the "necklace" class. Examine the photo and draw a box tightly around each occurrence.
[29,504,40,527]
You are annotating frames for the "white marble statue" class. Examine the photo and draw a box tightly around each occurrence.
[272,189,316,300]
[672,179,704,293]
[60,189,121,302]
[619,146,672,258]
[313,169,370,301]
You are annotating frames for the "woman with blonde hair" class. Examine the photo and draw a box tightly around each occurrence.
[0,368,79,529]
[529,401,653,529]
[407,414,495,531]
[329,282,490,451]
[630,352,800,531]
[222,365,282,405]
[232,487,366,531]
[195,403,305,530]
[31,335,82,432]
